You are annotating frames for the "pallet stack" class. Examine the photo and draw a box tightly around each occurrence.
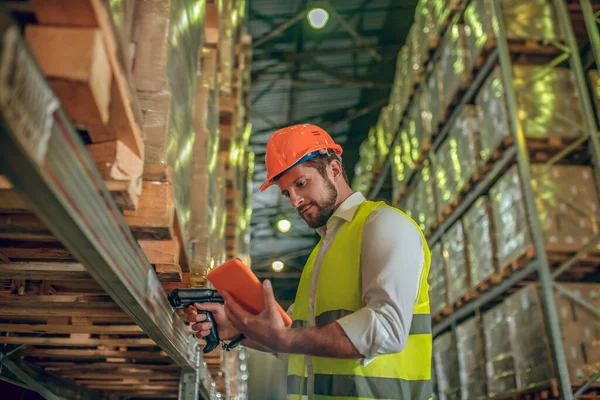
[0,0,253,398]
[435,283,600,399]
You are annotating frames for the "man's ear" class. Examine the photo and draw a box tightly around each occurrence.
[329,159,344,181]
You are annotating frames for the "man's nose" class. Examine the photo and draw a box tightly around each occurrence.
[289,191,304,209]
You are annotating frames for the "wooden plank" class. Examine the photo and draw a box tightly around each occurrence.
[0,307,126,318]
[0,337,156,347]
[124,181,175,239]
[0,262,88,280]
[86,141,143,180]
[67,372,178,379]
[29,0,97,26]
[142,164,173,183]
[0,323,144,335]
[138,240,180,266]
[105,179,139,211]
[22,349,169,360]
[0,175,13,189]
[0,189,31,213]
[154,264,182,283]
[39,362,179,371]
[0,239,72,259]
[25,25,112,126]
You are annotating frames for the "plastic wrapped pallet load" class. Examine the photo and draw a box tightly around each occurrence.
[415,160,437,234]
[476,65,584,166]
[482,303,518,397]
[434,330,461,400]
[421,63,444,135]
[463,196,496,288]
[389,139,406,201]
[375,106,395,166]
[406,90,432,164]
[428,242,448,315]
[132,0,206,247]
[464,0,563,65]
[442,221,469,304]
[457,317,487,400]
[438,22,472,117]
[490,164,600,268]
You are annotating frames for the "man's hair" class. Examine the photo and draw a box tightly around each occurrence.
[303,152,349,184]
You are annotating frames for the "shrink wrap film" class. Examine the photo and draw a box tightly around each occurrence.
[439,23,472,114]
[133,0,206,254]
[457,317,487,400]
[477,66,584,166]
[475,67,511,166]
[490,165,600,268]
[464,0,564,64]
[422,63,444,135]
[432,146,453,214]
[489,165,532,268]
[505,285,554,391]
[531,165,600,252]
[407,91,431,164]
[463,197,496,288]
[390,139,406,201]
[434,331,461,400]
[375,106,394,165]
[415,160,437,234]
[428,242,448,315]
[513,65,584,140]
[482,303,518,396]
[442,221,469,304]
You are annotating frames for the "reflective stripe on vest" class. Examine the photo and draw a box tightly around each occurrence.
[287,200,432,399]
[294,311,431,335]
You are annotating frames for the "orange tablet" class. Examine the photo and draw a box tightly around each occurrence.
[207,259,293,326]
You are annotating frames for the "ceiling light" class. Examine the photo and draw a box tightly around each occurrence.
[277,219,292,233]
[307,8,329,30]
[272,261,284,272]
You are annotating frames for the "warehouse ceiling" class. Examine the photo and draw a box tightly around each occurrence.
[247,0,417,307]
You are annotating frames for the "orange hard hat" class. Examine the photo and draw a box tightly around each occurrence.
[259,124,343,191]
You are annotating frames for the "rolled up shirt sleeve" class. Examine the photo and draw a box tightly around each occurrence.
[336,207,425,365]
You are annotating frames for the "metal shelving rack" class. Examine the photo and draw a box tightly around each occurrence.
[369,1,600,398]
[0,10,214,400]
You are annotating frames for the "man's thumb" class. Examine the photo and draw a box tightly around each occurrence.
[262,280,276,309]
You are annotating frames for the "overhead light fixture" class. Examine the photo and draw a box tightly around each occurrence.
[307,8,329,30]
[272,261,285,272]
[276,218,292,233]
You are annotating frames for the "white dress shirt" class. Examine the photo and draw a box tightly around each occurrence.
[282,192,425,397]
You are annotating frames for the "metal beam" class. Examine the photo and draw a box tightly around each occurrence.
[327,6,382,62]
[0,355,106,400]
[324,97,388,131]
[253,9,306,48]
[252,44,402,62]
[255,272,302,279]
[253,76,392,89]
[0,16,204,376]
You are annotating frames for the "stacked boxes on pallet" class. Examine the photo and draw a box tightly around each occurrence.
[414,160,437,234]
[462,197,496,288]
[433,284,600,399]
[434,331,461,400]
[442,221,469,305]
[429,242,448,315]
[438,22,472,119]
[456,317,487,399]
[482,304,519,396]
[489,164,600,268]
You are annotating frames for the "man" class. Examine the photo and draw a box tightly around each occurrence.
[186,124,432,399]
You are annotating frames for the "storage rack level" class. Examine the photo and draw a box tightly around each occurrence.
[0,8,215,400]
[368,0,600,399]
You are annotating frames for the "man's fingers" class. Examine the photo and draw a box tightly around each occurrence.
[192,322,212,332]
[185,312,207,324]
[195,330,211,339]
[222,291,249,323]
[194,302,223,312]
[262,280,277,310]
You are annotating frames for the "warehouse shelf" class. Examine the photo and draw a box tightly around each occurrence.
[363,0,600,399]
[0,7,215,400]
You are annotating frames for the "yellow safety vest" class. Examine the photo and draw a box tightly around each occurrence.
[287,200,432,400]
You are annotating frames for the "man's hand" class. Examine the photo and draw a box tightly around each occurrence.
[222,280,290,353]
[185,302,241,341]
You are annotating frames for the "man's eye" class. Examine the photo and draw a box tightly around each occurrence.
[297,180,306,188]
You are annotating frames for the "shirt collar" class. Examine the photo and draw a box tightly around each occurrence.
[316,192,367,237]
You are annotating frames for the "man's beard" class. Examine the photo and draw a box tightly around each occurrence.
[298,178,338,229]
